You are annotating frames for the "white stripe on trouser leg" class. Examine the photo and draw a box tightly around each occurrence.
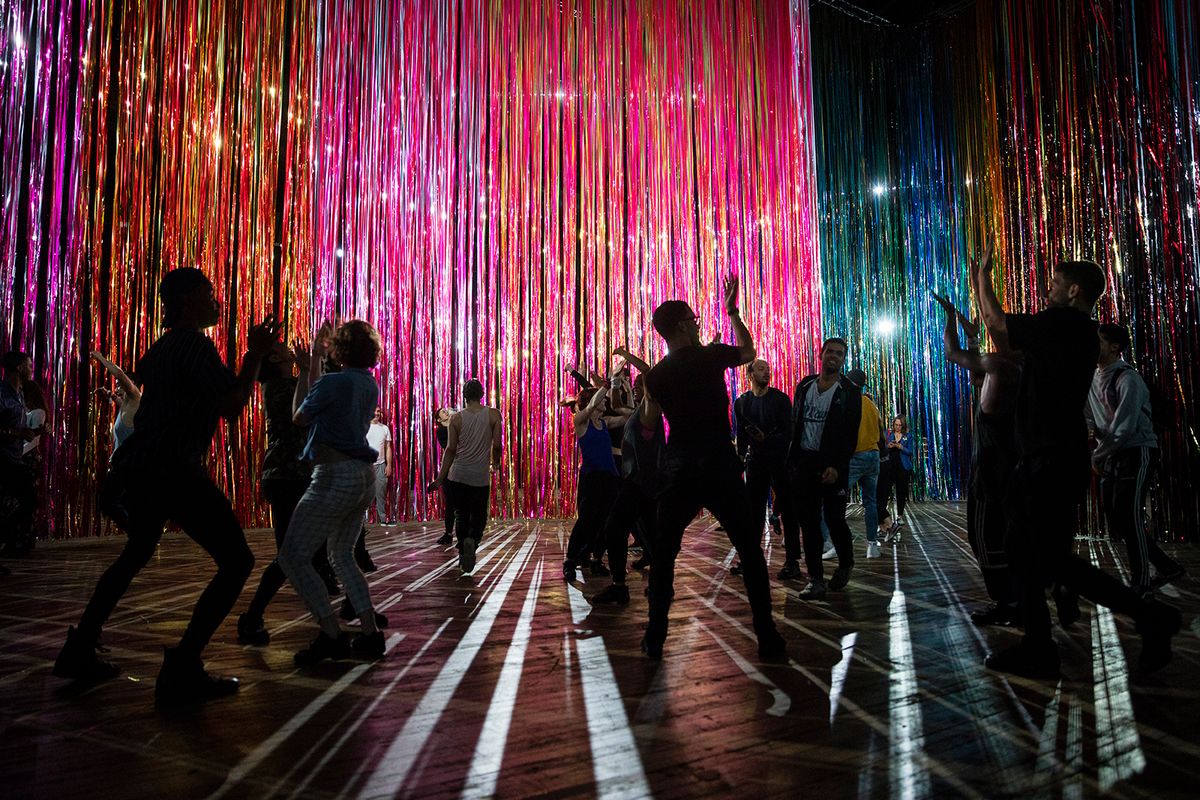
[1130,447,1150,590]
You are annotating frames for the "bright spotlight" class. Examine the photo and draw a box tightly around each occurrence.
[871,183,887,197]
[876,317,897,336]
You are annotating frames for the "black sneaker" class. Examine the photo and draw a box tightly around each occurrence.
[1150,565,1186,590]
[351,630,386,660]
[757,631,787,661]
[562,560,577,582]
[592,584,630,605]
[436,533,454,546]
[588,558,610,577]
[630,556,650,571]
[52,626,120,682]
[970,603,1019,627]
[777,561,802,580]
[155,648,239,707]
[769,515,782,537]
[460,538,478,574]
[729,562,743,576]
[339,598,388,628]
[294,632,351,667]
[985,641,1060,679]
[1137,599,1182,672]
[355,530,377,573]
[237,613,270,646]
[641,633,664,660]
[828,566,852,591]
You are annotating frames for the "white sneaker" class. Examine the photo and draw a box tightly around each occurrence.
[866,542,881,559]
[821,545,837,560]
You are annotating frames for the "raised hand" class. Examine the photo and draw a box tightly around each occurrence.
[978,240,995,275]
[722,273,740,316]
[292,338,313,372]
[931,292,956,315]
[247,314,283,356]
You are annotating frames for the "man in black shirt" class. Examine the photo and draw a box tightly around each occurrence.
[642,277,786,661]
[974,250,1181,677]
[54,268,281,704]
[733,359,796,568]
[787,339,862,599]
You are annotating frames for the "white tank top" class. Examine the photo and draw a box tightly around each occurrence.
[448,406,492,486]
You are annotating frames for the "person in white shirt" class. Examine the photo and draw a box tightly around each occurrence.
[366,408,393,524]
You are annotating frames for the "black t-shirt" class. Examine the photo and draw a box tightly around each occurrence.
[1006,307,1098,454]
[734,388,792,464]
[645,343,743,452]
[115,328,236,469]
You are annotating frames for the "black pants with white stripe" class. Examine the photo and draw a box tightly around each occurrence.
[1100,447,1181,594]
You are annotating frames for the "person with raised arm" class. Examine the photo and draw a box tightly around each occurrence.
[91,350,142,457]
[279,321,387,665]
[972,245,1181,677]
[641,275,786,660]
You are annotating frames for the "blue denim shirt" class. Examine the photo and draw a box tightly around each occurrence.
[298,369,379,463]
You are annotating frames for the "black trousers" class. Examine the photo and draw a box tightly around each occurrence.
[967,413,1016,605]
[599,477,656,582]
[790,451,854,583]
[1006,448,1151,645]
[1100,447,1179,593]
[649,446,778,644]
[246,478,311,620]
[876,463,892,523]
[78,466,254,657]
[446,480,490,545]
[442,484,456,537]
[889,458,912,517]
[566,471,620,563]
[745,456,798,546]
[0,460,36,546]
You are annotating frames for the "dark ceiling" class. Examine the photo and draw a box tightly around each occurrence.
[813,0,977,27]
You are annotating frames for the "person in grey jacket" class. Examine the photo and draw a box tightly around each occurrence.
[1087,324,1185,596]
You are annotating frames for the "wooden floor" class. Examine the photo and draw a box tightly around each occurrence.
[1,504,1197,800]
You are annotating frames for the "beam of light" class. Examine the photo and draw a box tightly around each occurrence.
[356,534,537,798]
[888,558,930,800]
[460,559,545,800]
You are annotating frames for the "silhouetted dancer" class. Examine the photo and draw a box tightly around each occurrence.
[973,246,1181,677]
[934,285,1021,627]
[53,268,280,705]
[642,276,786,660]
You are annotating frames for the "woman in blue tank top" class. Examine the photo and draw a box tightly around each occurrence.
[563,382,621,581]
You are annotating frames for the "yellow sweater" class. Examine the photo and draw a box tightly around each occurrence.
[856,395,882,454]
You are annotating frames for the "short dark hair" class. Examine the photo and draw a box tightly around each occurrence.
[821,337,848,354]
[159,268,213,328]
[463,378,485,402]
[1055,260,1106,307]
[332,320,381,369]
[1097,323,1131,353]
[2,351,30,372]
[652,301,695,338]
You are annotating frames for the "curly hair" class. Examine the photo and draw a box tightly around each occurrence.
[332,320,382,369]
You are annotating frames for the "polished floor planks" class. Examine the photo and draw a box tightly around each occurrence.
[1,502,1197,799]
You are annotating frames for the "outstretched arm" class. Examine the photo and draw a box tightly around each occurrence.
[972,241,1009,346]
[933,293,985,374]
[572,384,609,429]
[91,351,141,399]
[612,346,652,375]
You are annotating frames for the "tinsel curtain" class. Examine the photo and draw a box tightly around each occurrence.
[0,0,823,536]
[811,0,1200,540]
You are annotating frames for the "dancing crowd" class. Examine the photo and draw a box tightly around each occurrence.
[0,245,1187,704]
